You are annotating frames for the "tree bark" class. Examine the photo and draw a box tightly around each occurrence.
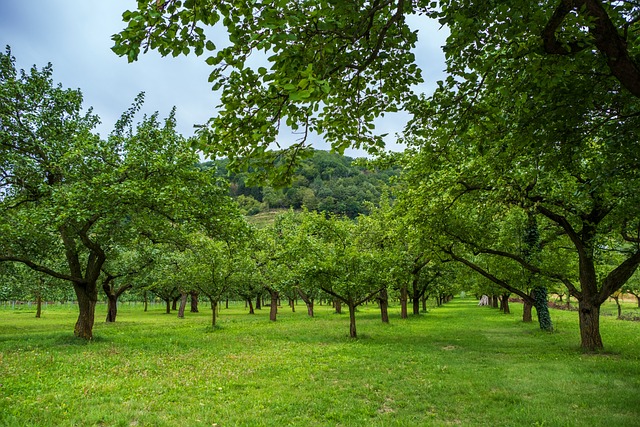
[421,295,428,313]
[348,303,357,338]
[256,294,262,310]
[289,297,295,312]
[177,292,188,318]
[297,289,314,317]
[210,299,218,328]
[172,296,179,311]
[143,291,148,312]
[533,287,554,332]
[247,298,255,314]
[491,295,499,308]
[35,294,42,319]
[269,290,278,321]
[500,294,510,314]
[190,291,199,313]
[334,298,342,314]
[164,298,171,314]
[523,294,533,323]
[578,300,603,351]
[106,294,118,323]
[73,282,98,340]
[612,296,622,319]
[379,287,389,323]
[399,285,408,319]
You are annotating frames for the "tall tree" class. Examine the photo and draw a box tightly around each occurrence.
[0,49,234,339]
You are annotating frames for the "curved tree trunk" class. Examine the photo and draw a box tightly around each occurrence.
[73,282,98,340]
[297,289,314,317]
[289,297,295,313]
[379,287,389,323]
[612,295,622,319]
[399,285,408,319]
[247,298,255,314]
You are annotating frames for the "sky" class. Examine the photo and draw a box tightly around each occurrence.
[0,1,448,156]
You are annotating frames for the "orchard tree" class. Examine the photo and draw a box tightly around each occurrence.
[0,49,235,339]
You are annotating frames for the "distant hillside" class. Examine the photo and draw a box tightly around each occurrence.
[203,150,399,218]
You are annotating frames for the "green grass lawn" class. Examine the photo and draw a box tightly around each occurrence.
[1,298,639,426]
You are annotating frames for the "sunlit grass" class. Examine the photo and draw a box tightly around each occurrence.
[1,298,639,426]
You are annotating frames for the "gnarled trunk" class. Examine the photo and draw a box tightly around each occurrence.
[73,282,98,340]
[106,294,118,323]
[297,289,314,317]
[578,300,603,351]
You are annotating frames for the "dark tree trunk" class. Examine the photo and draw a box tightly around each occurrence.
[412,294,421,315]
[348,303,357,338]
[35,294,42,319]
[297,289,314,317]
[177,292,188,318]
[491,295,499,308]
[399,285,408,319]
[247,298,255,314]
[578,300,603,351]
[225,298,229,309]
[143,291,148,312]
[106,294,117,323]
[379,287,389,323]
[501,294,510,314]
[190,291,199,313]
[533,287,553,332]
[172,296,179,311]
[289,297,295,312]
[269,290,278,321]
[612,296,622,319]
[210,299,218,328]
[523,297,533,323]
[421,295,428,313]
[256,294,262,310]
[73,282,98,340]
[164,299,171,314]
[334,299,342,314]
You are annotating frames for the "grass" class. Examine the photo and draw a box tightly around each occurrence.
[1,298,639,426]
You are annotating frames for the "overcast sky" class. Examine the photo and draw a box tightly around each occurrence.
[0,1,448,156]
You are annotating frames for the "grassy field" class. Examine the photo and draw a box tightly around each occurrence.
[1,298,639,427]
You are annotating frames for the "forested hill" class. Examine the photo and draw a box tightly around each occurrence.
[202,150,400,218]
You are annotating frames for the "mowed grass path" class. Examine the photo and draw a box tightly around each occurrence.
[1,298,639,426]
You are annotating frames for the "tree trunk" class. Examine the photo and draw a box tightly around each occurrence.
[289,297,295,312]
[164,299,171,314]
[399,285,408,319]
[334,298,342,314]
[143,291,148,312]
[421,295,428,313]
[106,294,117,322]
[190,291,199,313]
[491,295,499,308]
[501,294,510,314]
[177,292,188,318]
[379,287,389,323]
[225,298,229,309]
[297,289,314,317]
[35,294,42,319]
[256,294,262,310]
[210,299,218,328]
[522,297,533,323]
[533,287,553,332]
[578,300,603,351]
[613,296,622,319]
[247,298,255,314]
[73,282,98,340]
[172,296,179,311]
[348,303,357,338]
[269,290,278,321]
